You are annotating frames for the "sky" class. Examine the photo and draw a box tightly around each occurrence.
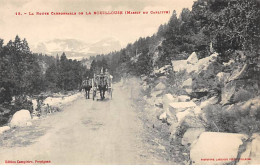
[0,0,195,56]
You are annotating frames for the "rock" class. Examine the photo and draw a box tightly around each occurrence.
[146,97,155,107]
[216,72,230,86]
[190,132,248,165]
[237,133,260,165]
[176,108,192,123]
[157,144,166,151]
[171,60,187,72]
[171,53,219,74]
[9,110,31,128]
[163,94,178,111]
[154,65,172,76]
[223,59,235,67]
[142,82,149,91]
[169,107,205,140]
[182,128,205,146]
[185,89,192,94]
[166,101,199,128]
[197,53,219,72]
[0,126,10,134]
[182,78,192,88]
[169,101,196,115]
[151,90,164,98]
[186,65,199,74]
[157,76,167,83]
[221,81,236,105]
[229,63,249,82]
[182,113,205,128]
[32,116,39,120]
[200,96,218,109]
[159,112,167,120]
[169,121,180,138]
[178,95,190,102]
[143,95,147,100]
[154,97,163,107]
[187,52,198,65]
[154,82,166,91]
[194,106,202,115]
[26,121,32,126]
[141,75,148,81]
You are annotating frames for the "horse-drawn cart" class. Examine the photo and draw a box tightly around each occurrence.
[92,72,113,101]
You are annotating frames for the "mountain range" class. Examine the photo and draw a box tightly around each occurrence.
[32,37,122,60]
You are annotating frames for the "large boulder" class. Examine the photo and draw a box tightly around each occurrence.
[171,53,219,75]
[9,110,31,128]
[196,53,219,72]
[171,60,187,72]
[190,132,248,165]
[0,126,10,134]
[182,128,205,146]
[237,133,260,165]
[187,52,198,65]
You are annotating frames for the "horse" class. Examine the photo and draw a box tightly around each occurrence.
[82,79,92,99]
[98,76,108,100]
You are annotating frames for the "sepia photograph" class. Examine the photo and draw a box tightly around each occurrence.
[0,0,259,165]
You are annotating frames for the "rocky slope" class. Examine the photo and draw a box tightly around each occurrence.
[138,51,260,165]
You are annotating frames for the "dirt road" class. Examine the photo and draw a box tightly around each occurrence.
[0,84,174,165]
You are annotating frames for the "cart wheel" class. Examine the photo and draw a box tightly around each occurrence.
[93,91,95,101]
[111,89,112,99]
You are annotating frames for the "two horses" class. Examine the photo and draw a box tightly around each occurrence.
[82,76,108,100]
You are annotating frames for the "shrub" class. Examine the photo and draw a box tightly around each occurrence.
[204,103,260,135]
[13,95,33,113]
[233,89,254,103]
[166,69,189,95]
